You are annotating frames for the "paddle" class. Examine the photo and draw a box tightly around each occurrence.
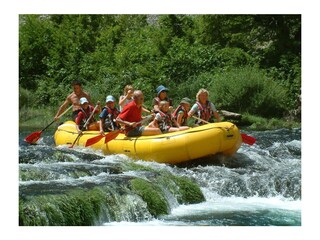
[104,129,122,143]
[84,130,120,147]
[85,134,104,147]
[24,105,73,144]
[70,104,99,148]
[191,115,256,145]
[240,133,256,145]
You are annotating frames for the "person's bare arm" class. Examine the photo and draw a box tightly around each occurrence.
[153,105,160,112]
[148,118,158,128]
[172,118,180,128]
[119,93,132,107]
[99,119,105,135]
[188,109,195,118]
[95,101,101,113]
[118,96,126,107]
[176,112,184,126]
[119,90,133,107]
[214,111,221,122]
[116,117,137,128]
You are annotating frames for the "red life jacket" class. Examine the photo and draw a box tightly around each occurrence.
[196,101,213,123]
[173,105,188,126]
[76,105,96,128]
[103,106,120,117]
[101,106,120,131]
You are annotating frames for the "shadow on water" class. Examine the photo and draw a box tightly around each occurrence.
[19,145,105,164]
[176,152,255,169]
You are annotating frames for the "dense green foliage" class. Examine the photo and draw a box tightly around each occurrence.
[19,14,301,119]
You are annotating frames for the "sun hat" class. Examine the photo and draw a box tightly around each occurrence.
[79,97,89,105]
[156,85,169,96]
[106,95,116,103]
[180,97,191,105]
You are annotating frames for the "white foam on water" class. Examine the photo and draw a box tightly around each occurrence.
[56,144,105,157]
[286,139,301,148]
[92,153,132,164]
[103,219,188,226]
[19,171,110,186]
[169,195,301,219]
[102,195,301,226]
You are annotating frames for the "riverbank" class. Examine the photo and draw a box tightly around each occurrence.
[238,113,301,130]
[19,106,301,131]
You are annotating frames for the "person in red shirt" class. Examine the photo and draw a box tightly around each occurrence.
[75,97,101,134]
[116,90,161,137]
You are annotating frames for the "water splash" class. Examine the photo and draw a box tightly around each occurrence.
[19,128,301,226]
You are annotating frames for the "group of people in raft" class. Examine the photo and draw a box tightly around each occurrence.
[54,80,221,137]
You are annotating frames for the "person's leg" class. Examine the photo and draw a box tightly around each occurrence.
[168,127,180,132]
[142,127,161,136]
[168,126,189,132]
[126,127,142,137]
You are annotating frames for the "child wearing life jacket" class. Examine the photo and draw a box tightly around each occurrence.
[99,95,120,135]
[152,85,173,113]
[149,101,189,133]
[173,97,191,126]
[188,88,221,125]
[75,97,101,134]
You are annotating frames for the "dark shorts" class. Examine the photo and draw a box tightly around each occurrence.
[126,126,145,137]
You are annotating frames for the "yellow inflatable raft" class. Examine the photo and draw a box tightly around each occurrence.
[54,121,242,164]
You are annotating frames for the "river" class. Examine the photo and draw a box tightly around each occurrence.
[18,126,301,229]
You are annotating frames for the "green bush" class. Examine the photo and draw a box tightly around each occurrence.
[215,47,253,69]
[210,66,288,117]
[173,72,214,102]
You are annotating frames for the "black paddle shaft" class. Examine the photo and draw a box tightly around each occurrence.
[41,120,56,132]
